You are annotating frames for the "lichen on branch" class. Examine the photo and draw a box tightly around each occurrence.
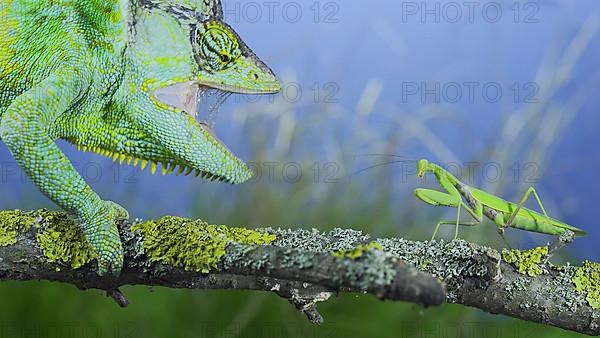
[0,210,34,246]
[573,261,600,310]
[0,209,599,336]
[502,246,549,277]
[131,216,276,273]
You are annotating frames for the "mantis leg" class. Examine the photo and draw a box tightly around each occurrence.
[416,187,483,240]
[505,187,549,228]
[455,203,484,239]
[498,230,513,249]
[431,218,481,240]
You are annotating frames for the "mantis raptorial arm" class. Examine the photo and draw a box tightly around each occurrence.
[415,189,483,240]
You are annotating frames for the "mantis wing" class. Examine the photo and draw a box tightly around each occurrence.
[470,187,586,236]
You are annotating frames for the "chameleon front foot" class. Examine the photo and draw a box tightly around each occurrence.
[87,228,123,276]
[81,201,129,276]
[96,234,124,276]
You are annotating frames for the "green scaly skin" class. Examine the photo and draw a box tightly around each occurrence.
[0,0,281,276]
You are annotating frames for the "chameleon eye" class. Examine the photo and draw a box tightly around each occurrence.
[194,23,240,71]
[219,53,231,63]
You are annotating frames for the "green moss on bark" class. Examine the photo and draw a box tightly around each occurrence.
[131,216,276,273]
[0,210,95,270]
[572,261,600,310]
[0,210,34,247]
[333,241,383,260]
[35,211,96,270]
[502,246,549,277]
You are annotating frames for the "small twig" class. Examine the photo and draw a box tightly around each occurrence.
[285,287,331,324]
[107,288,129,307]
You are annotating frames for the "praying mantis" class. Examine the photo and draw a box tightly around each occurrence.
[414,159,586,240]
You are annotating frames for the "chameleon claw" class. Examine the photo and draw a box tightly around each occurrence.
[97,249,124,277]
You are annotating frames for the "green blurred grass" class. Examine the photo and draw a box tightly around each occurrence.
[0,281,584,338]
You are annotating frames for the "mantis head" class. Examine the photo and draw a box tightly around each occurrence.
[417,159,430,177]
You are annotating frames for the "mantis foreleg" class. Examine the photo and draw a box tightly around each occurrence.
[415,188,483,240]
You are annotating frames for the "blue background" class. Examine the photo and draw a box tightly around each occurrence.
[1,1,599,337]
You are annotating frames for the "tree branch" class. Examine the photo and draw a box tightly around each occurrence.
[0,209,598,336]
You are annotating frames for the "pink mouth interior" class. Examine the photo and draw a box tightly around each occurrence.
[152,81,229,149]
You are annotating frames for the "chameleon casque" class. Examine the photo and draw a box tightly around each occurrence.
[0,0,281,275]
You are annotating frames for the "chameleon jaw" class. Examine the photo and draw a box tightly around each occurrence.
[151,80,231,150]
[122,80,251,183]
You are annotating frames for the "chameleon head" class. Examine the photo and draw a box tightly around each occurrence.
[191,20,281,94]
[150,19,281,145]
[417,159,429,177]
[136,3,281,184]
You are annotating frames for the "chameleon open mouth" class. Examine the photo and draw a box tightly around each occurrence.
[142,80,255,183]
[152,81,230,149]
[75,81,249,183]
